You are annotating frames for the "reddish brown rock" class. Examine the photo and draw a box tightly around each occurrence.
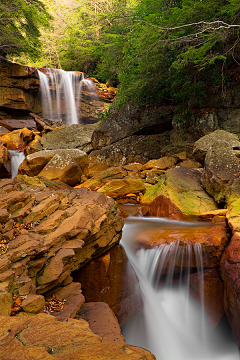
[220,232,240,345]
[0,313,155,359]
[73,244,142,325]
[141,167,218,220]
[0,128,34,150]
[189,269,224,327]
[77,302,125,343]
[0,141,11,178]
[134,224,229,270]
[21,294,45,313]
[46,282,85,320]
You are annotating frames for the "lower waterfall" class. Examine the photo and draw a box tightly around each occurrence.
[8,150,25,178]
[120,216,240,360]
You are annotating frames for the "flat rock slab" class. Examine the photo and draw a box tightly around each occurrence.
[0,119,36,130]
[0,313,155,359]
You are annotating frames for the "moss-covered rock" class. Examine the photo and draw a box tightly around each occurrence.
[141,167,218,220]
[201,140,240,203]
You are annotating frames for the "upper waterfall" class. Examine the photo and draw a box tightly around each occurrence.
[37,68,95,126]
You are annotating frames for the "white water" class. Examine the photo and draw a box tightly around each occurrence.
[8,150,25,178]
[37,69,95,125]
[121,216,240,360]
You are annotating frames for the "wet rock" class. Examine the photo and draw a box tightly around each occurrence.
[77,302,125,343]
[220,232,240,346]
[134,224,229,269]
[189,269,224,327]
[73,245,142,325]
[192,130,240,165]
[91,103,173,150]
[21,294,45,313]
[141,167,218,220]
[201,140,240,202]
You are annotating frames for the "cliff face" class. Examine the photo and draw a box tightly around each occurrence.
[0,59,116,124]
[0,59,40,119]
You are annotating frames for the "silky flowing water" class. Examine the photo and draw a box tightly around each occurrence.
[37,69,94,125]
[8,150,25,178]
[120,215,240,360]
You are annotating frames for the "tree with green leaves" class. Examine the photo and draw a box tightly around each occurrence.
[0,0,51,60]
[114,0,240,113]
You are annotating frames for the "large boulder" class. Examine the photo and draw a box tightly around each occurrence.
[0,313,155,359]
[35,123,98,153]
[192,130,240,165]
[19,149,89,186]
[91,103,174,150]
[201,140,240,202]
[140,167,218,220]
[0,128,34,150]
[88,133,171,173]
[0,177,124,297]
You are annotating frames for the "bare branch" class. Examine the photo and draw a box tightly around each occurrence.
[133,20,240,31]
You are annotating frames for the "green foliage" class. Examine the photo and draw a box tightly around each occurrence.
[0,0,51,60]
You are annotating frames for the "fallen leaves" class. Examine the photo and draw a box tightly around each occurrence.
[0,238,9,255]
[44,296,66,314]
[11,295,25,316]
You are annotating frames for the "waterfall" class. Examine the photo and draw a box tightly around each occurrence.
[37,69,95,125]
[121,216,240,360]
[8,150,25,178]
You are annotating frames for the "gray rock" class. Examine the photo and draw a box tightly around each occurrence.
[201,140,240,202]
[193,130,240,165]
[91,103,174,150]
[89,133,171,167]
[39,123,98,153]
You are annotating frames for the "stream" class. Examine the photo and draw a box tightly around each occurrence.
[120,213,240,360]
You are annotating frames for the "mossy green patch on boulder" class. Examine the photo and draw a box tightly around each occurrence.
[226,198,240,232]
[141,167,218,220]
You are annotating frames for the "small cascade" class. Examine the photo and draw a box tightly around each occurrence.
[8,150,25,178]
[37,68,96,125]
[121,216,240,360]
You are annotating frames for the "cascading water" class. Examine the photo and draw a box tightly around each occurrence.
[37,68,95,125]
[8,150,25,178]
[121,216,240,360]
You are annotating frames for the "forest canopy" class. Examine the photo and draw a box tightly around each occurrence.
[0,0,51,59]
[3,0,240,113]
